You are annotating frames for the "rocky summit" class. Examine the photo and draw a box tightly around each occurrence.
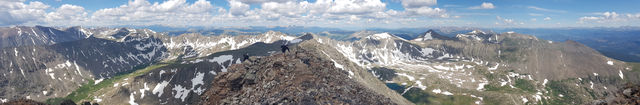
[201,47,397,105]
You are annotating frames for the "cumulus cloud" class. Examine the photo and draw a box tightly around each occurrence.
[228,0,250,16]
[0,0,453,28]
[579,12,640,23]
[397,0,448,17]
[469,2,495,9]
[0,0,49,26]
[400,0,436,8]
[44,4,88,25]
[90,0,216,26]
[326,0,386,15]
[404,7,447,17]
[543,17,551,21]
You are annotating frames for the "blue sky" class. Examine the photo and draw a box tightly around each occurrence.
[2,0,639,29]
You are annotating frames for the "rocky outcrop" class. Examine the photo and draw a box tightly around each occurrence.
[201,48,397,105]
[591,84,640,105]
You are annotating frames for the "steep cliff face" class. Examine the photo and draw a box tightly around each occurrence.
[201,48,398,105]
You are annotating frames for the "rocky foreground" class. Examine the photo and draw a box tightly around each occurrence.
[592,84,640,105]
[200,48,397,105]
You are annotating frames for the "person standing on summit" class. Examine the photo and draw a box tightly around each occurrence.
[281,44,290,53]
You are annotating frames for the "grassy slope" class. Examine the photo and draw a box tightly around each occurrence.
[45,63,169,104]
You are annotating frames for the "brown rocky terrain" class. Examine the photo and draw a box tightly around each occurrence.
[591,83,640,105]
[200,47,397,105]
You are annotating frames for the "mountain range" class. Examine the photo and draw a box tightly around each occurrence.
[0,26,638,105]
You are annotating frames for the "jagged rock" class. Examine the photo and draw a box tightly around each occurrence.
[200,48,398,105]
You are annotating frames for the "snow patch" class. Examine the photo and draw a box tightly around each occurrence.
[14,48,18,57]
[607,61,614,65]
[172,85,190,102]
[432,89,442,94]
[208,55,234,72]
[369,33,393,40]
[477,82,488,91]
[619,70,624,79]
[432,89,453,95]
[152,81,170,97]
[139,83,150,98]
[129,92,138,105]
[94,78,104,85]
[415,81,427,90]
[93,96,102,102]
[442,91,453,95]
[191,72,206,94]
[289,39,303,44]
[488,63,499,70]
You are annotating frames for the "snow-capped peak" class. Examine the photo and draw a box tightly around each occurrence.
[413,31,433,41]
[367,33,398,40]
[470,30,486,34]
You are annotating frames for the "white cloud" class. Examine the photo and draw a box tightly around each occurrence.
[469,2,495,9]
[0,0,452,28]
[228,0,250,16]
[395,0,447,17]
[627,13,640,19]
[404,7,447,17]
[326,0,386,15]
[259,1,309,19]
[543,17,551,21]
[579,16,602,22]
[44,4,88,25]
[401,0,437,8]
[0,0,49,25]
[527,6,566,13]
[579,11,640,23]
[90,0,216,26]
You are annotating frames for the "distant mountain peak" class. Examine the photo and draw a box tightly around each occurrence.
[469,29,487,34]
[412,29,455,41]
[365,32,404,41]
